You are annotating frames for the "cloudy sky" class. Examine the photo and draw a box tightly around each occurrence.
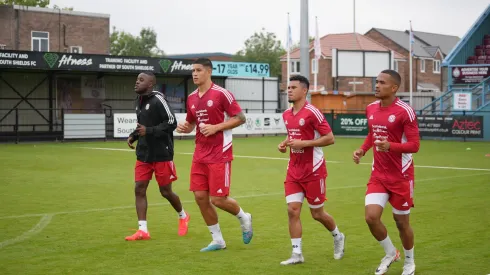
[50,0,488,55]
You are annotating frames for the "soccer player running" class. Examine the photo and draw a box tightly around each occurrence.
[352,70,419,275]
[176,58,253,252]
[125,71,190,241]
[278,75,345,265]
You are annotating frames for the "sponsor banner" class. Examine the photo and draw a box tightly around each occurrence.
[332,114,369,135]
[418,115,484,138]
[113,113,286,138]
[452,92,472,111]
[452,66,490,84]
[0,50,270,77]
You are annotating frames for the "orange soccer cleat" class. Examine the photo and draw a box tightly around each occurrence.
[125,230,151,241]
[178,213,190,236]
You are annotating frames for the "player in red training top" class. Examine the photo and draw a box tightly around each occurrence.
[277,75,345,265]
[176,58,253,252]
[352,70,419,275]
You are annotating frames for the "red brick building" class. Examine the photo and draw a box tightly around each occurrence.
[0,4,110,54]
[365,28,460,93]
[280,33,406,93]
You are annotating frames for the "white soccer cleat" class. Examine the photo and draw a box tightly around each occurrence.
[200,240,227,252]
[280,252,304,265]
[402,262,415,275]
[333,233,345,260]
[374,250,400,275]
[240,213,253,244]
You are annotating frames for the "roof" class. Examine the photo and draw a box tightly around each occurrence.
[369,28,459,58]
[412,31,460,55]
[423,46,441,57]
[11,4,110,19]
[417,82,440,91]
[165,52,233,59]
[281,33,405,60]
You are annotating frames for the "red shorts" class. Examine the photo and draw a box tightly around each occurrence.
[284,177,327,208]
[365,176,414,214]
[135,160,178,186]
[190,162,231,197]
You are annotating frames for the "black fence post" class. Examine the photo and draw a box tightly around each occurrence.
[262,77,265,113]
[61,108,65,142]
[15,108,19,144]
[330,109,335,134]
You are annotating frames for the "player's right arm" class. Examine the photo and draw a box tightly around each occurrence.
[278,136,288,153]
[176,99,196,134]
[353,110,373,164]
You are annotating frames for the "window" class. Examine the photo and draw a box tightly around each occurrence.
[31,31,49,52]
[291,61,300,74]
[394,61,398,72]
[433,60,441,73]
[420,59,425,73]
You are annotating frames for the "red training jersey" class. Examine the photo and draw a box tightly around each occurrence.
[361,98,420,183]
[283,102,332,182]
[186,83,242,163]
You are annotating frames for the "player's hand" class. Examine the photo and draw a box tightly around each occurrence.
[374,136,390,152]
[176,121,191,133]
[278,141,287,153]
[136,123,146,136]
[286,139,306,150]
[127,136,135,149]
[200,123,219,137]
[352,148,365,164]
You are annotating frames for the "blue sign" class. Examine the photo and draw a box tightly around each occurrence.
[212,61,270,77]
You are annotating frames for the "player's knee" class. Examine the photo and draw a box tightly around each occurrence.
[210,196,226,208]
[159,188,173,199]
[134,182,148,197]
[287,204,301,219]
[194,192,209,205]
[310,209,324,221]
[365,213,380,225]
[394,216,410,230]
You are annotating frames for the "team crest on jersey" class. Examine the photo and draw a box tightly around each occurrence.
[145,104,150,110]
[207,100,213,107]
[299,118,305,126]
[388,114,396,123]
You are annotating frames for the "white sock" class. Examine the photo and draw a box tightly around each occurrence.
[379,236,396,256]
[404,247,414,263]
[138,220,148,233]
[178,209,187,219]
[235,208,249,225]
[330,226,342,240]
[291,238,302,254]
[208,223,224,242]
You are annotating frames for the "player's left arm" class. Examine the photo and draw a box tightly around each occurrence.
[145,98,177,136]
[202,91,245,136]
[302,113,335,148]
[389,114,420,153]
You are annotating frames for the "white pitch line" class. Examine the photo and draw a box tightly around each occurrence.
[80,147,490,171]
[0,214,53,249]
[1,172,489,220]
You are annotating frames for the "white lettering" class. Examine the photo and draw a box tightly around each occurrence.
[171,61,193,72]
[58,55,93,68]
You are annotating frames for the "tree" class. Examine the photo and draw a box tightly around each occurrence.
[52,4,73,11]
[0,0,50,7]
[110,27,165,57]
[292,36,315,50]
[233,29,286,77]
